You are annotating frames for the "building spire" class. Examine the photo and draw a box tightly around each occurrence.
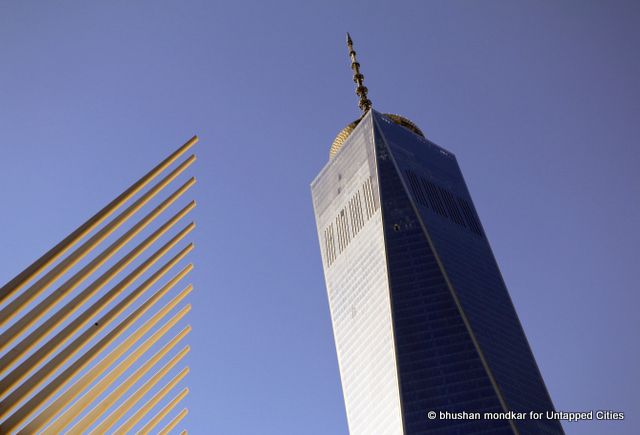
[346,32,372,113]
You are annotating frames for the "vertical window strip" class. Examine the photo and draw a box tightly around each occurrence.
[329,223,336,262]
[418,175,429,207]
[363,180,369,219]
[354,196,364,233]
[422,178,448,217]
[405,170,419,204]
[440,187,466,227]
[432,182,448,217]
[338,213,344,252]
[356,198,361,232]
[323,229,327,264]
[406,170,426,207]
[351,197,360,235]
[421,177,436,212]
[363,180,372,219]
[468,200,480,233]
[338,210,344,251]
[357,191,364,228]
[401,169,484,237]
[324,228,330,266]
[330,226,336,264]
[336,217,342,252]
[348,199,356,235]
[369,177,379,212]
[337,215,341,253]
[458,197,482,235]
[361,182,367,219]
[469,200,480,233]
[413,172,427,206]
[341,209,351,245]
[459,198,472,231]
[355,198,360,234]
[327,175,385,265]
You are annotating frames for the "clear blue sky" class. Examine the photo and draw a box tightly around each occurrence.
[1,1,638,434]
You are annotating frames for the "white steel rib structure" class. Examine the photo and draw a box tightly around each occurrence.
[0,137,197,434]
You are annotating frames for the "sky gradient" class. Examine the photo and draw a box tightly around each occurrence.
[1,1,638,434]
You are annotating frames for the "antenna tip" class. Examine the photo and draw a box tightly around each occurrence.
[346,32,352,44]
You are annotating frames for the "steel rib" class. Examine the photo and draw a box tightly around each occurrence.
[158,408,188,435]
[0,177,195,346]
[0,157,195,328]
[0,231,193,395]
[86,346,189,433]
[97,359,189,434]
[0,202,194,367]
[4,301,191,433]
[0,136,197,304]
[0,277,192,423]
[44,325,191,433]
[139,388,189,435]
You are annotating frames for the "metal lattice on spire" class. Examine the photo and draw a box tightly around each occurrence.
[346,33,372,113]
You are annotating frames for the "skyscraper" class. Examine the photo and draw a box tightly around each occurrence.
[311,35,563,435]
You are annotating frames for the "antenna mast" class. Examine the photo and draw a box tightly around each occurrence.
[346,33,372,113]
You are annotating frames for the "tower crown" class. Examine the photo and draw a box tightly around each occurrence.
[330,33,425,159]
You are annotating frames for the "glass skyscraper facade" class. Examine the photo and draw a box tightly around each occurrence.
[311,110,563,434]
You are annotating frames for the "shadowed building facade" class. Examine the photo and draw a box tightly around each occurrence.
[310,35,563,435]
